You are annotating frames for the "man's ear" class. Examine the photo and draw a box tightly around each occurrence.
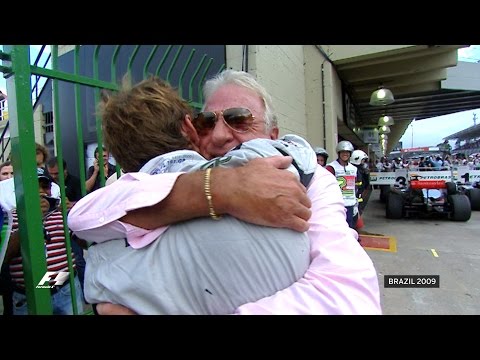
[269,127,279,140]
[181,114,200,149]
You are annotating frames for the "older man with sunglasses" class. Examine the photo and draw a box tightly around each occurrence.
[69,70,381,315]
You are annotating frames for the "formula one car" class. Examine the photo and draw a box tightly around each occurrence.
[386,174,471,221]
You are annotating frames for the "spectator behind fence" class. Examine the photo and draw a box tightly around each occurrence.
[0,161,13,181]
[85,147,116,193]
[35,143,49,176]
[0,162,14,315]
[46,156,87,296]
[5,174,84,315]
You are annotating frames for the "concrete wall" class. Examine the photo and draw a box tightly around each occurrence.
[225,45,245,71]
[443,61,480,91]
[324,60,345,155]
[304,46,324,149]
[303,46,342,157]
[323,45,416,62]
[226,45,312,139]
[249,45,308,138]
[57,45,75,56]
[33,103,44,145]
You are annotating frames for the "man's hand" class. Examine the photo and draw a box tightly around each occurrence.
[96,303,137,315]
[40,194,50,215]
[215,156,312,232]
[93,159,100,173]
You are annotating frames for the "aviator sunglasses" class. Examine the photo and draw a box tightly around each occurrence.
[193,107,255,134]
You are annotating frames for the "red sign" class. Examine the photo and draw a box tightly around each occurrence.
[401,147,430,153]
[410,180,446,189]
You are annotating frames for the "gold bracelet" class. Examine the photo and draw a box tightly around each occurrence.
[204,168,222,220]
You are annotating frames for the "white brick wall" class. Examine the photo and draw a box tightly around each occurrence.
[246,45,308,137]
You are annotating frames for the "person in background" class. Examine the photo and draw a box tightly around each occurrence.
[314,147,329,167]
[392,157,402,171]
[432,156,443,170]
[382,158,393,172]
[325,141,358,229]
[4,174,84,315]
[443,155,451,169]
[85,147,116,193]
[0,161,13,181]
[350,150,370,214]
[46,156,87,295]
[46,157,82,211]
[0,163,13,315]
[35,143,49,175]
[0,151,60,212]
[69,69,381,315]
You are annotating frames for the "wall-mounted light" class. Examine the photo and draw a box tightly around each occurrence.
[378,125,391,134]
[378,115,394,126]
[370,86,395,106]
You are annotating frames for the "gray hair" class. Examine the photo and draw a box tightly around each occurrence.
[203,69,278,132]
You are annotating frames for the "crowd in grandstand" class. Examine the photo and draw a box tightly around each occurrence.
[370,153,480,172]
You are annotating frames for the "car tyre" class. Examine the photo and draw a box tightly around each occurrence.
[446,182,457,195]
[386,192,404,219]
[448,194,471,222]
[465,188,480,211]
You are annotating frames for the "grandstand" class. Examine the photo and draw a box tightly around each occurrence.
[444,120,480,157]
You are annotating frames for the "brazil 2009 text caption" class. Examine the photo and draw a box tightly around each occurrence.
[384,275,439,288]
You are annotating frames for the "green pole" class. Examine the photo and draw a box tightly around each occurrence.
[5,45,52,315]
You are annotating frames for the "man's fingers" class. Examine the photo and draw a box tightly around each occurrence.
[295,204,312,223]
[298,192,312,208]
[279,195,311,232]
[288,218,310,233]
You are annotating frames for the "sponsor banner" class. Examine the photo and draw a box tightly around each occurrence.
[369,172,397,185]
[369,169,480,185]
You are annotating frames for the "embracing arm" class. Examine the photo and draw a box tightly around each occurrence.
[123,156,310,231]
[68,156,311,244]
[233,166,382,315]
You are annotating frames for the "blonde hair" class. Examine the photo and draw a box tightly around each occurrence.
[100,76,193,172]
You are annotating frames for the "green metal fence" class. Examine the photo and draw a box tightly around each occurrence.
[0,45,225,314]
